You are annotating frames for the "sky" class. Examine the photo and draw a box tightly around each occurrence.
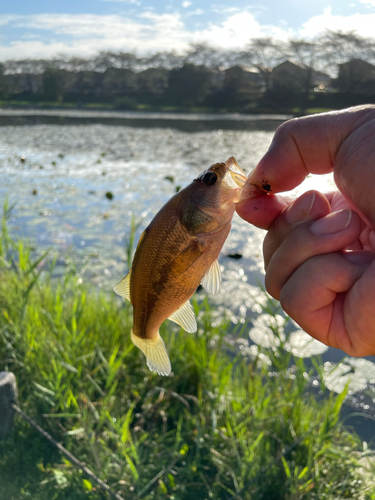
[1,0,375,61]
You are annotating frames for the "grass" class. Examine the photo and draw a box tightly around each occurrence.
[0,99,240,114]
[1,201,375,500]
[0,100,82,109]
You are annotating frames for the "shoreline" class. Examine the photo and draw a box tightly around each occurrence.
[0,108,292,131]
[0,107,292,121]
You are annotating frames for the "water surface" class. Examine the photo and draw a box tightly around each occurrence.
[2,116,375,432]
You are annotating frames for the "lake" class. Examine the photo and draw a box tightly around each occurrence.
[1,109,375,436]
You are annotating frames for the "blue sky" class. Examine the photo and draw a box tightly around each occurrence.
[1,0,375,61]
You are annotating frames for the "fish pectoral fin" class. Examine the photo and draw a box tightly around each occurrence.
[113,271,131,300]
[131,330,171,376]
[201,258,221,294]
[172,242,204,274]
[169,299,197,333]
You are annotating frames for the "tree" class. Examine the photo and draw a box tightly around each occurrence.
[93,51,140,72]
[288,39,317,69]
[42,67,65,101]
[57,56,93,72]
[3,58,49,74]
[166,63,214,106]
[287,39,318,94]
[184,42,226,68]
[141,51,184,70]
[0,63,8,97]
[317,30,375,74]
[245,37,287,91]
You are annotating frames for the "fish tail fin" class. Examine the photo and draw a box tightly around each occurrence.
[131,330,171,376]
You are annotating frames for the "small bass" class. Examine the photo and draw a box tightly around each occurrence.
[114,156,246,375]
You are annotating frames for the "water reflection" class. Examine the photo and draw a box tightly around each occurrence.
[0,123,274,290]
[1,119,374,406]
[0,109,290,132]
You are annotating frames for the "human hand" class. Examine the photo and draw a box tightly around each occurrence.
[236,105,375,356]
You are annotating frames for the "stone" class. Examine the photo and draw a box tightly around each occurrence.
[0,372,18,438]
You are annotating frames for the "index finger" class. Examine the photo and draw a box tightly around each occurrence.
[247,105,375,194]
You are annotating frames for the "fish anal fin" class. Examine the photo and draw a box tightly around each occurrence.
[113,271,131,300]
[131,330,171,376]
[201,259,221,294]
[169,300,197,333]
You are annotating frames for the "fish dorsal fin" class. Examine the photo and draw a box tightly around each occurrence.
[135,229,146,251]
[168,300,197,333]
[201,259,221,294]
[113,271,131,300]
[131,330,171,376]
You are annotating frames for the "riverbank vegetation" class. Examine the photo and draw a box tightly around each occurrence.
[1,203,375,499]
[2,30,375,115]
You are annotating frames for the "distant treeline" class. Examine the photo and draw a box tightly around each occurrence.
[1,30,375,112]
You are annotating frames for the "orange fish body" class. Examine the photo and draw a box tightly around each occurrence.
[114,157,246,375]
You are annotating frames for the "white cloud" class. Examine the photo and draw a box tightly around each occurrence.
[0,40,83,60]
[301,7,375,38]
[211,6,242,14]
[182,1,192,7]
[0,11,295,62]
[359,0,375,6]
[196,12,293,48]
[0,13,192,59]
[185,9,205,17]
[0,14,19,26]
[2,7,375,62]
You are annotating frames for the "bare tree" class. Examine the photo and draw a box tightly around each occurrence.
[218,49,246,69]
[317,30,375,74]
[287,39,317,68]
[287,39,320,90]
[140,51,184,70]
[245,37,287,91]
[57,56,93,72]
[92,51,140,72]
[233,49,253,68]
[2,58,51,74]
[184,42,226,68]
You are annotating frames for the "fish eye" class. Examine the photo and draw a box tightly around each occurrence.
[202,172,218,186]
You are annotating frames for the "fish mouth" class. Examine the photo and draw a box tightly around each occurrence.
[225,156,247,188]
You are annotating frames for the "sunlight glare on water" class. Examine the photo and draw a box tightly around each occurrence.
[2,122,373,381]
[0,124,275,291]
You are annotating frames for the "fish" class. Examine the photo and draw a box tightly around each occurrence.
[114,156,247,376]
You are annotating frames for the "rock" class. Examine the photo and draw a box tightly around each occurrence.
[0,372,18,438]
[227,253,243,260]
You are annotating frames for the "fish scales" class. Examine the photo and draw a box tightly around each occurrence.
[114,156,247,375]
[131,212,195,337]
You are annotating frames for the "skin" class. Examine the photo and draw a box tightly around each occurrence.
[236,104,375,357]
[130,159,245,341]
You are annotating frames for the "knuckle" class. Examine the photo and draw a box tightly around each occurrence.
[264,272,280,300]
[274,118,299,138]
[279,287,294,316]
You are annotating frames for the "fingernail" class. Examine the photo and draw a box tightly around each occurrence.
[310,209,352,235]
[344,251,375,265]
[284,191,315,224]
